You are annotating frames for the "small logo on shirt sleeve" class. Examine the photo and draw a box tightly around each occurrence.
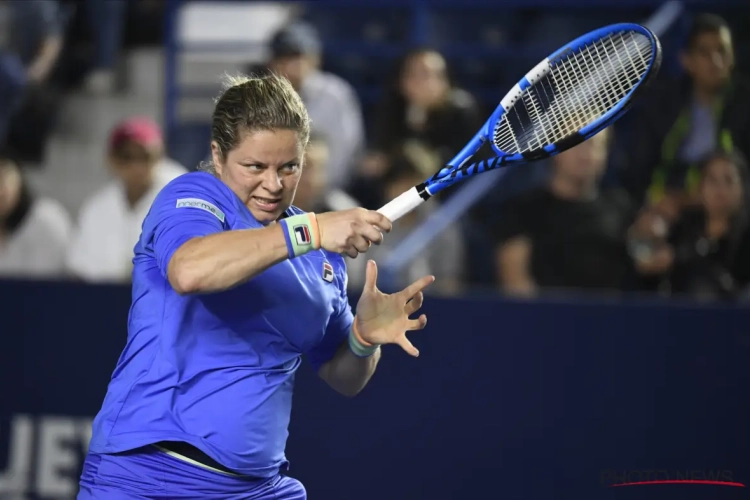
[293,225,311,245]
[176,198,225,222]
[322,262,334,283]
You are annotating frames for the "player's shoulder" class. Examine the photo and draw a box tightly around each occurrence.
[146,171,238,228]
[157,171,234,206]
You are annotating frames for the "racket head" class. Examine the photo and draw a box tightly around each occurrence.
[421,23,661,198]
[488,22,662,160]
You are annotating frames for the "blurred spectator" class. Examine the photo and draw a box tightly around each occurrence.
[623,13,750,221]
[645,150,750,300]
[293,133,358,213]
[354,48,482,207]
[66,118,187,283]
[0,151,71,277]
[262,21,365,191]
[82,0,126,95]
[0,0,64,159]
[347,145,464,296]
[494,129,638,296]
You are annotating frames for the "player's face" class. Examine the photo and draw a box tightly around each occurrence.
[701,157,744,216]
[213,129,303,224]
[681,29,733,93]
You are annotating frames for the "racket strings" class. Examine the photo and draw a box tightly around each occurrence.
[494,30,653,154]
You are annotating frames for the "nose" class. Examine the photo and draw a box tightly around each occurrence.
[260,167,283,194]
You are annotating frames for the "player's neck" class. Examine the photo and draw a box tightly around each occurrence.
[549,174,598,201]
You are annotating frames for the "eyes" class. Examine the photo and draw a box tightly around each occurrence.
[242,163,300,173]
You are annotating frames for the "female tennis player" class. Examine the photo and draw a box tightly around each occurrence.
[77,73,434,500]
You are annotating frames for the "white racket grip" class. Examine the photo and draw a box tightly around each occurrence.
[377,187,425,222]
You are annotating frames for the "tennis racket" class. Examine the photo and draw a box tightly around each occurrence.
[377,22,662,222]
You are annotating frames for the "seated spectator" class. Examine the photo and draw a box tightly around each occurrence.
[292,133,358,213]
[0,151,71,278]
[257,21,365,191]
[494,129,638,296]
[623,13,750,222]
[354,47,482,208]
[347,148,464,296]
[0,0,65,162]
[66,118,187,283]
[649,150,750,300]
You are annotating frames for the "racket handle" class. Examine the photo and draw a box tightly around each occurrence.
[377,187,426,222]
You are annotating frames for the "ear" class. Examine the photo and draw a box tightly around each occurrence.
[210,141,223,175]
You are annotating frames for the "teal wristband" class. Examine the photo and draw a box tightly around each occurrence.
[348,321,380,358]
[279,213,320,258]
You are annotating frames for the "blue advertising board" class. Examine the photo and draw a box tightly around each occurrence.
[1,279,749,499]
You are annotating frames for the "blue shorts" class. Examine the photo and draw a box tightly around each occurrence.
[77,446,306,500]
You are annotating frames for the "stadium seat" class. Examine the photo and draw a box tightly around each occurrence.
[427,8,518,46]
[167,122,211,171]
[300,5,412,44]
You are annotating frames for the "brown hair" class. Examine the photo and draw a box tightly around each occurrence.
[200,73,310,173]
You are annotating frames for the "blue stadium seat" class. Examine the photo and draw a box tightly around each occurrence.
[519,9,653,48]
[168,122,211,171]
[300,6,412,44]
[448,56,508,90]
[428,8,518,46]
[322,51,395,88]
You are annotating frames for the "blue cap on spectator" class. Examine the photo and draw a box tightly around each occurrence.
[270,21,322,58]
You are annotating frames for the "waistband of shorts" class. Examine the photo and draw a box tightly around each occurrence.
[153,441,241,476]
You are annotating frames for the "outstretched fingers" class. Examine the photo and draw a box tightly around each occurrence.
[405,292,424,315]
[399,275,435,302]
[396,334,420,357]
[407,314,427,332]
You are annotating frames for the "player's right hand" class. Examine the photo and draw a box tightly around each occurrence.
[316,208,392,258]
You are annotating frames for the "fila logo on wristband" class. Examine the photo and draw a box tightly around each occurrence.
[322,262,334,283]
[293,225,311,245]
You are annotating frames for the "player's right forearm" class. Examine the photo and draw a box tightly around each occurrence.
[168,225,289,294]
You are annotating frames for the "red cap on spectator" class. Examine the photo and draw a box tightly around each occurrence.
[109,117,163,151]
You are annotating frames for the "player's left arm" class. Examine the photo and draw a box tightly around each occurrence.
[318,335,382,398]
[308,258,381,397]
[315,260,434,397]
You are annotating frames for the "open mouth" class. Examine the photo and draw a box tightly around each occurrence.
[252,196,281,211]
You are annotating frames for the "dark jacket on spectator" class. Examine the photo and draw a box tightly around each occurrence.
[667,206,750,300]
[622,76,750,205]
[372,88,482,166]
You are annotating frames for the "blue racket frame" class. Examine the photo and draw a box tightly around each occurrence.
[430,22,661,195]
[377,22,662,222]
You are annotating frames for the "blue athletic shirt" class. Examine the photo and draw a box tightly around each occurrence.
[87,172,353,477]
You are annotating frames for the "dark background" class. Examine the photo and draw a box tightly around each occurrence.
[2,279,749,500]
